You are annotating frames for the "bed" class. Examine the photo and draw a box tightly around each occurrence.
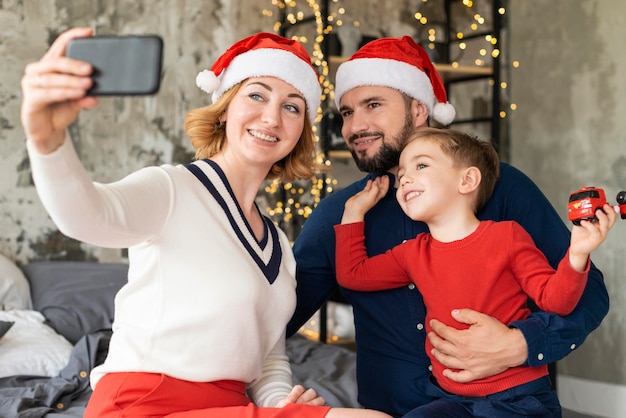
[0,257,360,417]
[0,256,595,418]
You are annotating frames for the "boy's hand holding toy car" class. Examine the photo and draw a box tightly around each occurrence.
[567,186,618,271]
[568,186,626,225]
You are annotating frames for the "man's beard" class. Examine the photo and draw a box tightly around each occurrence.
[349,113,415,174]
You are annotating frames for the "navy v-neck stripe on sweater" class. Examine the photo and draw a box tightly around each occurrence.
[186,159,282,284]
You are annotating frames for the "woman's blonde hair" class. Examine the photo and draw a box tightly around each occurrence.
[184,83,321,182]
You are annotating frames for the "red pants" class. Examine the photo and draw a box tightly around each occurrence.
[84,372,332,418]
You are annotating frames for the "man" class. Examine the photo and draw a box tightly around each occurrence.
[287,36,609,417]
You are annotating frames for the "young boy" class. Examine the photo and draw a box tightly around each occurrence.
[334,127,615,417]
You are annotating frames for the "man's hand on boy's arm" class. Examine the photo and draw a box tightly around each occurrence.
[428,309,527,383]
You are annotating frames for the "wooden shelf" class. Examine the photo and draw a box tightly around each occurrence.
[328,55,493,83]
[432,63,493,81]
[327,149,352,160]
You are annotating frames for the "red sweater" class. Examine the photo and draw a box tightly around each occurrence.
[335,220,589,396]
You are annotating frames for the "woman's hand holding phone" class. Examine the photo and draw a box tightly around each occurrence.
[20,28,164,154]
[20,27,98,154]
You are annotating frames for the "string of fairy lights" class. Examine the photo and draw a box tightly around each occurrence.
[260,0,517,240]
[261,0,334,236]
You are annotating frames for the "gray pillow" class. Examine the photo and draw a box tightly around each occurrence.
[21,261,127,344]
[0,253,32,310]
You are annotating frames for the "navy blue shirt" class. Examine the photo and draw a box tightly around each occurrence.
[288,162,609,417]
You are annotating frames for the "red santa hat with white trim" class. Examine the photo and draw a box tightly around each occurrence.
[195,32,321,124]
[334,36,455,126]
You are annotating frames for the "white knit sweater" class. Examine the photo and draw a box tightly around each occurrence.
[27,138,296,407]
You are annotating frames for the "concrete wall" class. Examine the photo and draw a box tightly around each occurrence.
[0,0,275,263]
[509,1,626,416]
[1,0,624,415]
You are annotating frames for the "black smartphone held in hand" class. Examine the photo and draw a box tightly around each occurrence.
[66,35,163,96]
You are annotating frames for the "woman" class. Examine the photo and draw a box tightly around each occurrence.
[20,27,390,418]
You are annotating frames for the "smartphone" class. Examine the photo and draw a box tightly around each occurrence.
[66,35,163,96]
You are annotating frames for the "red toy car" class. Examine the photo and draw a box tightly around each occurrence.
[568,186,607,225]
[568,186,626,225]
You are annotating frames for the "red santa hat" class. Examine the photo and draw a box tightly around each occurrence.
[196,32,321,124]
[334,36,455,126]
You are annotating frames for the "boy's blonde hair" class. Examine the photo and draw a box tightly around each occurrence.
[407,127,500,213]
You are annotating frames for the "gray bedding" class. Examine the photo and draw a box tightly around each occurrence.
[0,331,108,417]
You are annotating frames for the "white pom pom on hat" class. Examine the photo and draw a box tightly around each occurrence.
[195,70,220,94]
[196,32,321,124]
[334,36,456,126]
[432,102,456,126]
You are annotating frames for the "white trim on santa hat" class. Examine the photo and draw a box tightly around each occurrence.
[197,48,321,124]
[334,57,455,126]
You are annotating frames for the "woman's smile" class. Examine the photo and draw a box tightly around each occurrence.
[249,129,279,143]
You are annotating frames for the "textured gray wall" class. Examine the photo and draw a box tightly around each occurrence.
[510,1,626,386]
[0,0,275,263]
[1,0,624,390]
